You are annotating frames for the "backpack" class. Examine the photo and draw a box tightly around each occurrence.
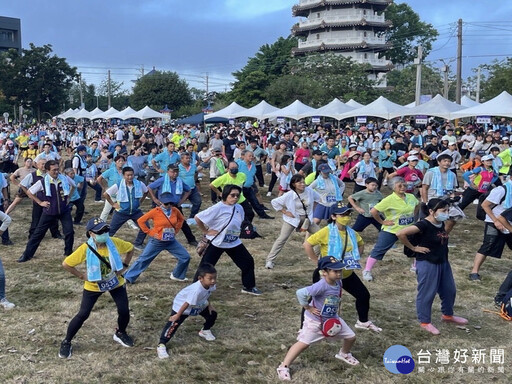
[476,186,505,221]
[239,221,262,239]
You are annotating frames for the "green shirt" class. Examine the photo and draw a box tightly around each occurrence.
[211,172,247,203]
[373,192,418,234]
[349,189,383,217]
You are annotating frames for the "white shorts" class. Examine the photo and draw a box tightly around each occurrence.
[297,316,355,345]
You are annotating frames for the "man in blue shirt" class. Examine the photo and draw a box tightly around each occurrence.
[178,152,202,220]
[152,142,180,176]
[148,164,198,246]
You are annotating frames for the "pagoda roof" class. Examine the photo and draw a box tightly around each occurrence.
[293,0,391,17]
[292,19,391,35]
[292,41,391,55]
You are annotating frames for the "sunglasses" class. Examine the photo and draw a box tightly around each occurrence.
[229,193,240,198]
[92,226,110,235]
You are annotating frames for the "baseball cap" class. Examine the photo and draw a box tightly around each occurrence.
[330,201,352,216]
[318,256,345,270]
[408,155,419,161]
[86,217,109,233]
[76,145,87,153]
[312,149,323,156]
[318,163,331,173]
[159,193,175,204]
[481,154,494,161]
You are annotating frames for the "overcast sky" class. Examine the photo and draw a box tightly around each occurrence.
[3,0,512,94]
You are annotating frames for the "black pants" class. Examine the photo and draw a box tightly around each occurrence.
[88,181,103,201]
[378,167,394,188]
[23,210,74,259]
[352,214,382,232]
[159,307,217,344]
[65,285,130,341]
[255,164,264,187]
[194,243,256,289]
[70,199,85,224]
[267,172,278,193]
[210,177,221,204]
[243,187,266,217]
[300,268,371,327]
[29,203,60,238]
[240,200,255,223]
[177,206,196,243]
[458,187,481,211]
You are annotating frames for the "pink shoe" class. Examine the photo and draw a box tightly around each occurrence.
[277,365,291,381]
[442,315,468,325]
[420,323,440,335]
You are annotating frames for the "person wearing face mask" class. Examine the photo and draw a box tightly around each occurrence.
[303,203,382,333]
[210,161,259,223]
[123,193,189,283]
[58,217,135,358]
[397,199,468,335]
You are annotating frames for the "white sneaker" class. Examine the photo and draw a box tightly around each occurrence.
[473,199,479,205]
[265,261,274,269]
[157,344,169,359]
[198,172,204,178]
[181,203,192,208]
[410,266,417,273]
[127,220,139,230]
[362,270,373,282]
[266,192,272,197]
[186,218,196,226]
[198,329,216,341]
[170,273,189,282]
[0,298,15,310]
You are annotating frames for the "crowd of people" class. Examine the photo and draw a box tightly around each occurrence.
[1,118,512,380]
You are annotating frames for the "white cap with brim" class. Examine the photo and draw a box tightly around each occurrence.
[481,154,495,161]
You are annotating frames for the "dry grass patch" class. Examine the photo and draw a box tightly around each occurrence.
[0,181,511,383]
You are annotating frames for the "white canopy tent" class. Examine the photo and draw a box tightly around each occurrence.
[340,96,409,119]
[89,107,104,118]
[345,99,365,109]
[204,102,247,120]
[266,100,317,120]
[94,107,120,120]
[235,100,279,120]
[110,106,139,119]
[57,108,78,119]
[460,95,480,108]
[313,98,355,120]
[70,108,93,120]
[133,106,166,120]
[451,91,512,118]
[404,94,466,120]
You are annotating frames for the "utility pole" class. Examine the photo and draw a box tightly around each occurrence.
[442,65,449,99]
[78,73,84,109]
[476,66,481,103]
[107,69,111,109]
[205,72,210,107]
[414,45,423,106]
[456,18,463,104]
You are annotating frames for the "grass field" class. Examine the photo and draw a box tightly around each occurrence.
[0,177,511,384]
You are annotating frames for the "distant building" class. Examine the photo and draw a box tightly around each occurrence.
[291,0,392,85]
[0,16,22,53]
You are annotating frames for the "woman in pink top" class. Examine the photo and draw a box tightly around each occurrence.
[294,141,310,172]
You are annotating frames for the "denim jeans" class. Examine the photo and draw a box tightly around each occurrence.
[109,210,146,246]
[369,231,398,260]
[187,187,202,218]
[124,237,190,282]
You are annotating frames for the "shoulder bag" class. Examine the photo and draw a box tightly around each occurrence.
[196,206,236,257]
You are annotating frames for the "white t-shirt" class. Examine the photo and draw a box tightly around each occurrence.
[172,281,216,316]
[115,129,125,141]
[485,185,508,223]
[198,150,211,163]
[195,202,244,248]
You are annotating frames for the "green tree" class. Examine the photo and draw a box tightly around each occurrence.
[229,36,297,106]
[130,71,191,111]
[0,44,77,121]
[383,3,439,66]
[96,77,131,110]
[384,62,444,105]
[477,58,512,101]
[69,80,97,110]
[265,53,379,106]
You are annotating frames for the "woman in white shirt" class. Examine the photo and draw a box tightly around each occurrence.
[194,185,262,296]
[265,174,321,269]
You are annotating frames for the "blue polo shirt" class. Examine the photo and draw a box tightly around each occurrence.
[101,167,123,187]
[154,151,180,175]
[178,163,197,188]
[148,176,191,204]
[236,159,256,188]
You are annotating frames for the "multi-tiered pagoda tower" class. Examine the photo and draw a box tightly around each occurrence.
[292,0,393,85]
